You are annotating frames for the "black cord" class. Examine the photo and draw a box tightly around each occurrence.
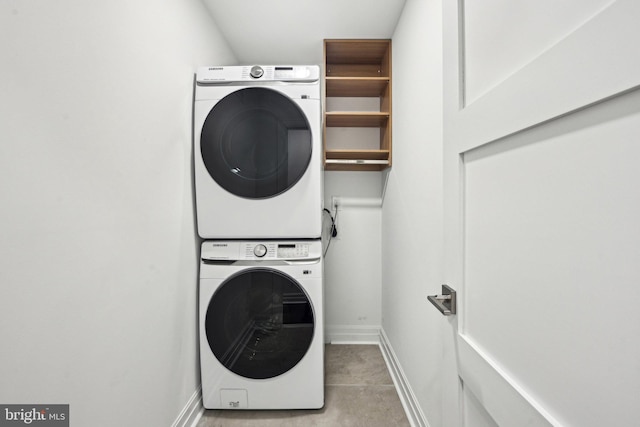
[323,208,337,237]
[322,208,338,257]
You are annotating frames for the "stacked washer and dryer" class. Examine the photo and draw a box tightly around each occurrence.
[193,65,324,410]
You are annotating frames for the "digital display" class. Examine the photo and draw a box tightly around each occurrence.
[274,67,296,79]
[278,244,296,248]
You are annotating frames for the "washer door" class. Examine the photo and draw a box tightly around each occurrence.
[205,268,315,380]
[200,87,312,199]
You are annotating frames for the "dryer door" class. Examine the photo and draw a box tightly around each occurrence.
[200,87,312,199]
[205,268,315,379]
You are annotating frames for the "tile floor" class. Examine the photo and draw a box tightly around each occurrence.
[197,344,411,427]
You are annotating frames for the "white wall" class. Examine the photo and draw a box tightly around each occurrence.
[382,0,444,425]
[323,172,383,342]
[0,1,235,426]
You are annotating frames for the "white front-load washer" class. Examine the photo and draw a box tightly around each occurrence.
[199,240,324,409]
[194,65,322,239]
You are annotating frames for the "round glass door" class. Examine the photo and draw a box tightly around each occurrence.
[205,268,315,379]
[200,87,313,199]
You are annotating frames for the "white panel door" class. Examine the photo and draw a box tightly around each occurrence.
[441,1,640,426]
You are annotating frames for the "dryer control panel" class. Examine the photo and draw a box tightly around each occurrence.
[196,65,320,84]
[201,240,321,261]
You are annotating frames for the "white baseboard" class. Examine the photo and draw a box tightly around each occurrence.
[325,324,381,344]
[171,386,204,427]
[379,329,429,427]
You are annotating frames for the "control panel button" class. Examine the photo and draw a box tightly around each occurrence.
[250,65,264,79]
[253,244,267,257]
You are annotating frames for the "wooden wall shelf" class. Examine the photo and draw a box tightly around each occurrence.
[325,112,389,128]
[323,39,392,171]
[325,77,390,97]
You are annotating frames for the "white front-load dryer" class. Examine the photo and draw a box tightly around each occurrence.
[199,240,324,410]
[194,65,322,239]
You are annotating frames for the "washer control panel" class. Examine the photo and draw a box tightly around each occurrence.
[201,240,320,261]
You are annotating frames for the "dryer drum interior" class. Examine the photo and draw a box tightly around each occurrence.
[205,268,315,380]
[200,87,313,199]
